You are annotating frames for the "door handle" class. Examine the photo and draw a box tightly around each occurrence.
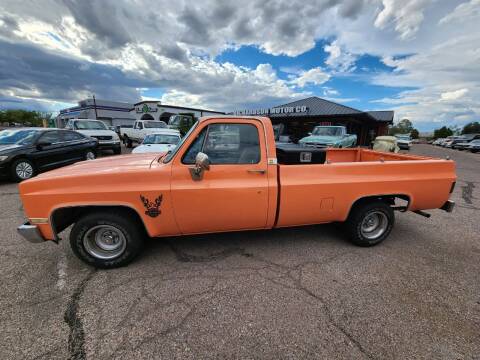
[247,169,266,174]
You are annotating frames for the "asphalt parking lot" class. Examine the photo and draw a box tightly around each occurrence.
[0,144,479,359]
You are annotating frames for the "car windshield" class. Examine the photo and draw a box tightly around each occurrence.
[395,135,411,140]
[163,121,199,163]
[143,134,180,145]
[312,127,342,136]
[74,120,107,130]
[144,121,167,129]
[0,129,38,145]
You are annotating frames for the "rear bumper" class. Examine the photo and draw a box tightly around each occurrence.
[17,222,46,243]
[440,200,455,213]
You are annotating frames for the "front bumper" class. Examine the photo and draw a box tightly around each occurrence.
[440,200,455,213]
[98,141,121,150]
[17,222,46,243]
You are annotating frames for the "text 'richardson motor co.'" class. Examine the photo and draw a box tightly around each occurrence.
[234,106,308,116]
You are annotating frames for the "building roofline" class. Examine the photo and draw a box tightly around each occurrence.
[133,100,224,114]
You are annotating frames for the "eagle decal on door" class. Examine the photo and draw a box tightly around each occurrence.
[140,195,163,218]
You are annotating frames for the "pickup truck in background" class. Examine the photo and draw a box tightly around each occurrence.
[395,134,412,150]
[17,116,456,268]
[120,120,168,148]
[299,125,357,148]
[66,119,121,154]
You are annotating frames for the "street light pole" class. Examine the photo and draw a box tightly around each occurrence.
[93,94,98,119]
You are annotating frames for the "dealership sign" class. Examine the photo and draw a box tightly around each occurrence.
[135,103,158,113]
[234,105,308,116]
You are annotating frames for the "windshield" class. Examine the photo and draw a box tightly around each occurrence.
[312,127,342,136]
[143,134,180,145]
[395,135,411,140]
[144,121,167,129]
[0,129,38,145]
[163,121,199,163]
[74,120,107,130]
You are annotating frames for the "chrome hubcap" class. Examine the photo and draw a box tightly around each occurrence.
[361,211,388,240]
[86,151,95,160]
[16,162,33,179]
[83,225,126,260]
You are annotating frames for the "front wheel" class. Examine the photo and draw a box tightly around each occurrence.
[70,211,145,268]
[11,158,36,182]
[85,149,96,160]
[346,200,394,247]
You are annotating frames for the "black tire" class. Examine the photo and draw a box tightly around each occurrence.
[113,146,122,155]
[346,200,394,247]
[124,136,133,148]
[10,158,36,182]
[70,210,145,268]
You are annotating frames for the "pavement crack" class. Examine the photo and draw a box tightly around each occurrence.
[64,270,96,360]
[167,241,252,263]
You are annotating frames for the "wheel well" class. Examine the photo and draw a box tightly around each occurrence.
[51,205,146,237]
[348,194,410,217]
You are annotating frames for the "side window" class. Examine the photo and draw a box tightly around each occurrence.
[182,128,207,164]
[62,131,84,141]
[182,123,260,165]
[39,131,63,144]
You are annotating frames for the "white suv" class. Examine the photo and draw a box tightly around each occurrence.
[66,119,121,155]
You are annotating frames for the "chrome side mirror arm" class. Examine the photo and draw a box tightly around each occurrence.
[189,152,210,181]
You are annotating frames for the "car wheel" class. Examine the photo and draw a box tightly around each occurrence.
[11,158,36,182]
[346,200,394,247]
[85,150,96,160]
[124,136,132,148]
[70,210,145,268]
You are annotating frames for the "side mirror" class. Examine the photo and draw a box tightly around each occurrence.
[189,152,210,181]
[36,141,51,150]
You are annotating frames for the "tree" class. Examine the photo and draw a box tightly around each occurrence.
[410,129,419,139]
[0,109,47,127]
[388,118,414,135]
[462,121,480,134]
[433,126,453,139]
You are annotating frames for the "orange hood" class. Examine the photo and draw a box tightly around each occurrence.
[35,153,160,179]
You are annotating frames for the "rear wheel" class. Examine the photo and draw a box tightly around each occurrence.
[10,158,36,182]
[124,136,133,148]
[70,211,145,268]
[346,200,394,247]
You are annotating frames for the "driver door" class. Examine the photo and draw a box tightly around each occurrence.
[170,120,269,234]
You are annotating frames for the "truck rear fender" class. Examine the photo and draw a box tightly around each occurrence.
[346,194,411,220]
[50,205,149,240]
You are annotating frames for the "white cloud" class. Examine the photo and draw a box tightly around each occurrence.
[439,0,480,24]
[374,0,433,40]
[289,68,330,88]
[440,88,469,101]
[324,40,357,72]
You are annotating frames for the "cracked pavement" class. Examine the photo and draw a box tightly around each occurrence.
[0,145,479,359]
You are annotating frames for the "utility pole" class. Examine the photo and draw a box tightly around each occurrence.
[93,94,98,119]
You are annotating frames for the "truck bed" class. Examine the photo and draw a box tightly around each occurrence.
[275,147,456,227]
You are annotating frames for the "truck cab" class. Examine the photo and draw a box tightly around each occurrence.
[120,120,168,147]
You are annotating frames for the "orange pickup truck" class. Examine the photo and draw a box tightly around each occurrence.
[17,116,456,268]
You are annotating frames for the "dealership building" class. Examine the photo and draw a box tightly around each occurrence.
[57,99,224,128]
[233,96,394,146]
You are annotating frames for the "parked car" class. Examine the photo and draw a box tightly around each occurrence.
[372,136,400,153]
[0,128,97,182]
[432,138,445,146]
[168,114,196,136]
[453,134,480,150]
[299,125,357,148]
[443,136,461,148]
[131,130,181,154]
[120,120,168,148]
[66,119,121,154]
[394,134,412,150]
[467,139,480,153]
[17,116,456,268]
